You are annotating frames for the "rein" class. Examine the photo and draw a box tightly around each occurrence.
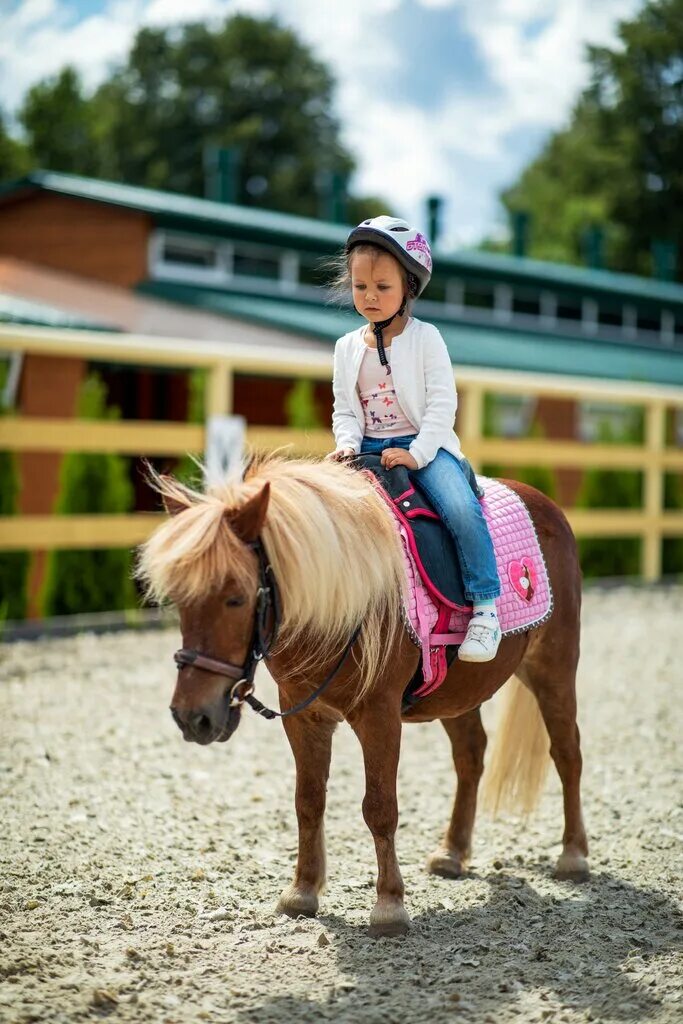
[173,538,361,721]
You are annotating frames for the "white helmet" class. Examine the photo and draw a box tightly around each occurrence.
[346,215,432,296]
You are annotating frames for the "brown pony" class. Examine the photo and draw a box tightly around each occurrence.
[138,455,587,938]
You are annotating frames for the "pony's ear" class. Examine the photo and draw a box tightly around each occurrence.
[160,477,193,517]
[226,482,270,542]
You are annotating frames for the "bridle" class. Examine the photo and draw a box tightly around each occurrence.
[173,538,360,721]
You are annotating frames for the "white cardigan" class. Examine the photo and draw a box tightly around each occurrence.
[332,317,463,469]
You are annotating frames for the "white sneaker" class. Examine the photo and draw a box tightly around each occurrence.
[458,613,501,663]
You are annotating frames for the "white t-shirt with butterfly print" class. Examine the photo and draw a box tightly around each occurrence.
[357,345,418,437]
[331,316,463,469]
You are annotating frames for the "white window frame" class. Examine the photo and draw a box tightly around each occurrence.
[148,229,301,291]
[148,230,232,286]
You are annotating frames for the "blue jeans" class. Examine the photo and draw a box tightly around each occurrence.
[359,434,501,601]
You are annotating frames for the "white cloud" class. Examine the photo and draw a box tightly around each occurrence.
[0,0,644,242]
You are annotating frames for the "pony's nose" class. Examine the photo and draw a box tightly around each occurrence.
[170,705,213,741]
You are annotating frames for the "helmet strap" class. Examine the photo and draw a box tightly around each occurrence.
[370,296,408,375]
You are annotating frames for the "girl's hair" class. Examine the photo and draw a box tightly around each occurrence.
[326,242,420,309]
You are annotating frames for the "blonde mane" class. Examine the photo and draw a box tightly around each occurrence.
[137,454,407,700]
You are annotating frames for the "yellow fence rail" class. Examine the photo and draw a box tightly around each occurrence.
[1,324,682,581]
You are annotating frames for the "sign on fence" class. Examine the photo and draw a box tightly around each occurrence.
[205,415,246,484]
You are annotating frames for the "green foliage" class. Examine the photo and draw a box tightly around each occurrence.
[0,111,31,184]
[577,421,642,577]
[174,369,206,487]
[14,16,387,219]
[0,359,30,621]
[0,446,29,621]
[42,375,136,616]
[481,395,557,499]
[663,472,683,575]
[499,0,683,278]
[19,67,100,176]
[284,379,323,430]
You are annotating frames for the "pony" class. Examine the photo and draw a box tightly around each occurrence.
[137,454,587,938]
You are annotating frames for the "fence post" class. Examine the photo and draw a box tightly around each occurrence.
[460,383,484,471]
[642,400,665,581]
[207,362,233,417]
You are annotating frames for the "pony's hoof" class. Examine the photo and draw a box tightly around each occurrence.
[276,884,319,918]
[368,901,410,939]
[554,850,590,882]
[426,848,467,879]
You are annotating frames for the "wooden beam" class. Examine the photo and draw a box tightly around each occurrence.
[0,417,204,455]
[1,508,682,553]
[246,426,334,456]
[0,514,165,551]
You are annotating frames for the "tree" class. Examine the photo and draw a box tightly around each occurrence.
[0,111,31,184]
[500,0,683,279]
[89,16,356,216]
[19,67,100,176]
[17,15,388,219]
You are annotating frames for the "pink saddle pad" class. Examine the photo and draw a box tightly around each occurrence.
[395,477,553,697]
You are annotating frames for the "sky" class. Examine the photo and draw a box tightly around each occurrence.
[0,0,644,247]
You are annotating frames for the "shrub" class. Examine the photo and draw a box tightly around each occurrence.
[576,421,641,578]
[0,445,29,621]
[42,374,136,616]
[0,360,30,621]
[481,396,557,499]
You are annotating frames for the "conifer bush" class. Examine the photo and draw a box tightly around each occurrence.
[576,421,641,578]
[0,443,29,621]
[42,374,136,616]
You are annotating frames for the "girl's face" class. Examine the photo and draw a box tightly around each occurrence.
[350,251,405,322]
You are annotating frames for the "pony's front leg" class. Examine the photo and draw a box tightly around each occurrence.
[277,710,337,919]
[350,700,409,938]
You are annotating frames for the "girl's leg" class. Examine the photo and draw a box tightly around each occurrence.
[413,450,500,602]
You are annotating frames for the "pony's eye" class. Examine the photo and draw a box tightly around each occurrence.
[225,596,245,608]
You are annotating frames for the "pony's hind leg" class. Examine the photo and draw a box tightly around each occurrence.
[277,711,337,918]
[427,709,487,878]
[516,656,589,881]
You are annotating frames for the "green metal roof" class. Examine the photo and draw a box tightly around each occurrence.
[451,248,683,307]
[3,171,683,308]
[0,171,348,251]
[0,293,115,331]
[138,283,683,388]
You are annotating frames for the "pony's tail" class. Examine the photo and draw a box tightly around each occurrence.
[481,676,550,817]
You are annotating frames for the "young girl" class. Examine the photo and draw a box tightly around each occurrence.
[328,216,501,662]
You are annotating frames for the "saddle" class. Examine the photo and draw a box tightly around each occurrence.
[357,454,553,711]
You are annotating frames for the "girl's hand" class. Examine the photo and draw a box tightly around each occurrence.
[326,447,356,462]
[381,448,418,471]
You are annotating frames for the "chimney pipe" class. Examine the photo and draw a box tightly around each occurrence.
[510,210,530,258]
[204,145,240,204]
[426,195,443,247]
[318,170,348,223]
[582,224,605,269]
[652,240,677,281]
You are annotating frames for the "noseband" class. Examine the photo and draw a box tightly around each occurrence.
[173,538,360,721]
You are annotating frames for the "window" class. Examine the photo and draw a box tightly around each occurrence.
[161,236,219,269]
[512,289,540,317]
[422,275,447,303]
[636,310,660,334]
[149,230,300,290]
[463,281,494,310]
[233,246,280,280]
[598,304,622,329]
[556,297,582,322]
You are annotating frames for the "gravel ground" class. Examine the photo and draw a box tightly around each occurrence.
[1,586,682,1024]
